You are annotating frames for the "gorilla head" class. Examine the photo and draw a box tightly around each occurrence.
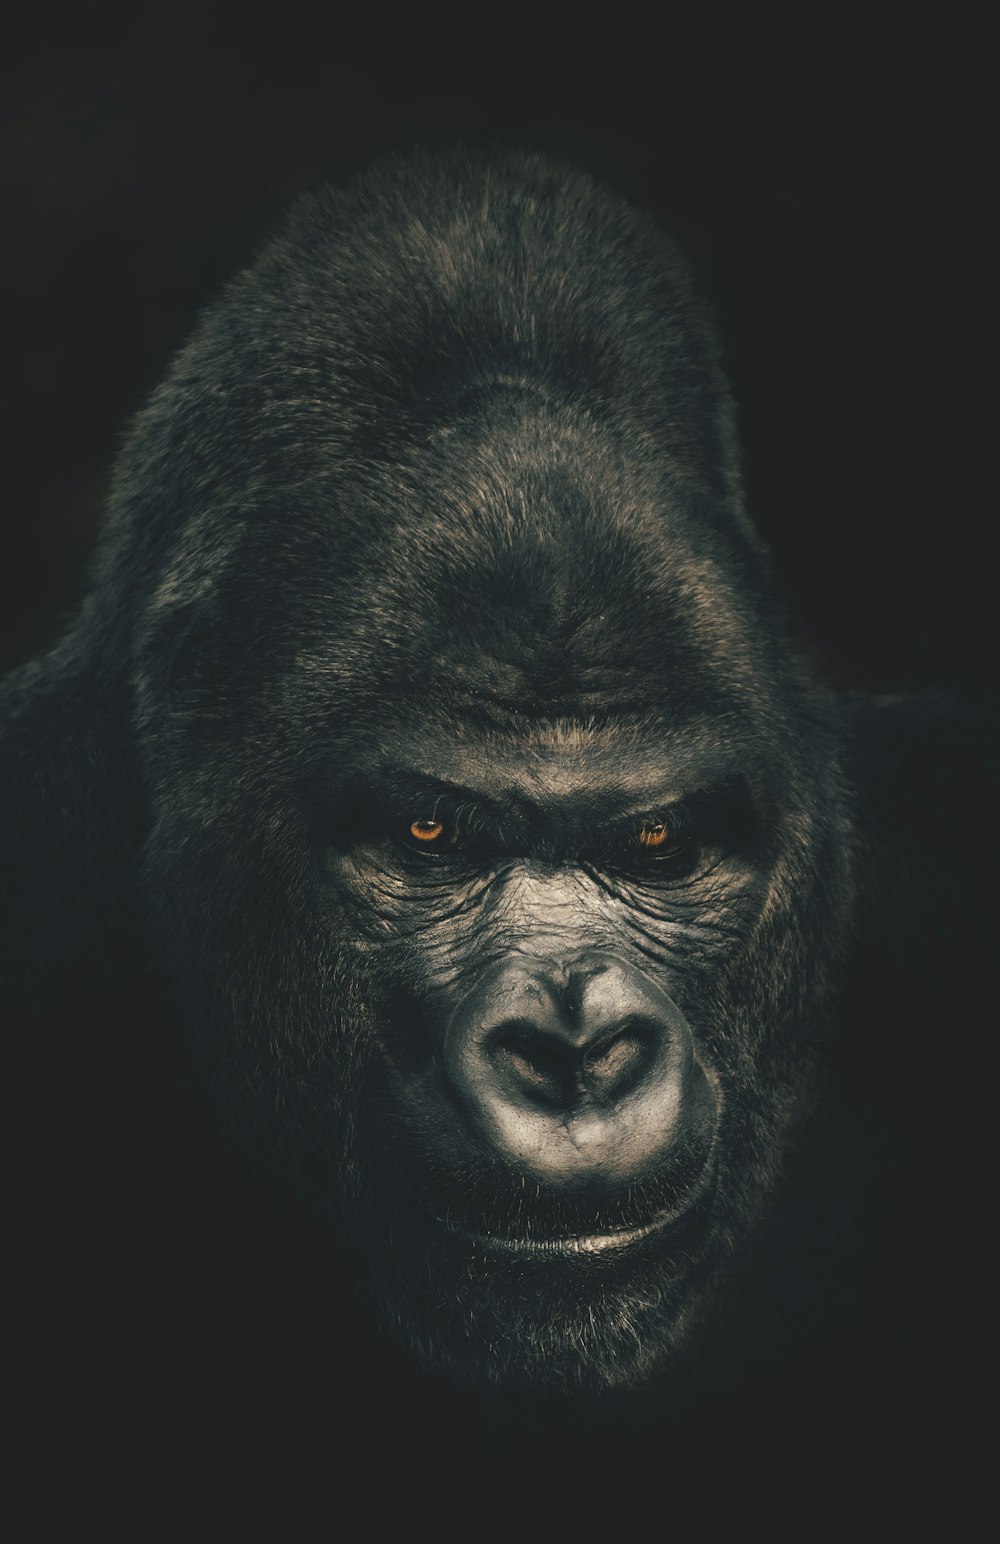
[5,151,855,1393]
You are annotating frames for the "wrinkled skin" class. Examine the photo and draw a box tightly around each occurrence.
[6,151,973,1406]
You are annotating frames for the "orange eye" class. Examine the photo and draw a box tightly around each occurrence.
[410,819,445,842]
[639,821,670,848]
[407,818,458,848]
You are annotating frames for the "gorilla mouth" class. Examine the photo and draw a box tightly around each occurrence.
[434,1206,683,1256]
[413,1141,719,1262]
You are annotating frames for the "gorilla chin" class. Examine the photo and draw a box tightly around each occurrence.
[362,1144,726,1394]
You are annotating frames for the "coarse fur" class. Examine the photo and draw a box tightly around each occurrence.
[2,149,988,1420]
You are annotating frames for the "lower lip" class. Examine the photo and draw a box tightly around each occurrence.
[436,1207,680,1257]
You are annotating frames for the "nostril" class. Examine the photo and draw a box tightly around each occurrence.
[491,1024,577,1106]
[583,1030,630,1074]
[581,1020,656,1100]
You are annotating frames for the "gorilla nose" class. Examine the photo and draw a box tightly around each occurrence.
[440,955,716,1192]
[492,1004,655,1109]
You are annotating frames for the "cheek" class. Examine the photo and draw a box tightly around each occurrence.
[319,847,417,937]
[318,849,489,994]
[328,841,501,920]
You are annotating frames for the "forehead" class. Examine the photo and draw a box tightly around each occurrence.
[306,395,768,714]
[321,517,761,729]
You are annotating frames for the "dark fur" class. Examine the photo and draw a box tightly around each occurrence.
[2,151,988,1435]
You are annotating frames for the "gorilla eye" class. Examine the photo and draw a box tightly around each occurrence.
[619,814,698,878]
[405,818,459,851]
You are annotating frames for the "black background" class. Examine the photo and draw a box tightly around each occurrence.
[2,10,996,1524]
[2,9,997,692]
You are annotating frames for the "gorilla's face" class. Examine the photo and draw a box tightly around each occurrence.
[136,393,853,1392]
[320,715,752,1390]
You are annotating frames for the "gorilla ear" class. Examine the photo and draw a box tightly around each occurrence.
[1,649,137,1034]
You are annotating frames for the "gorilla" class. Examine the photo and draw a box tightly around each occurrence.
[2,150,988,1441]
